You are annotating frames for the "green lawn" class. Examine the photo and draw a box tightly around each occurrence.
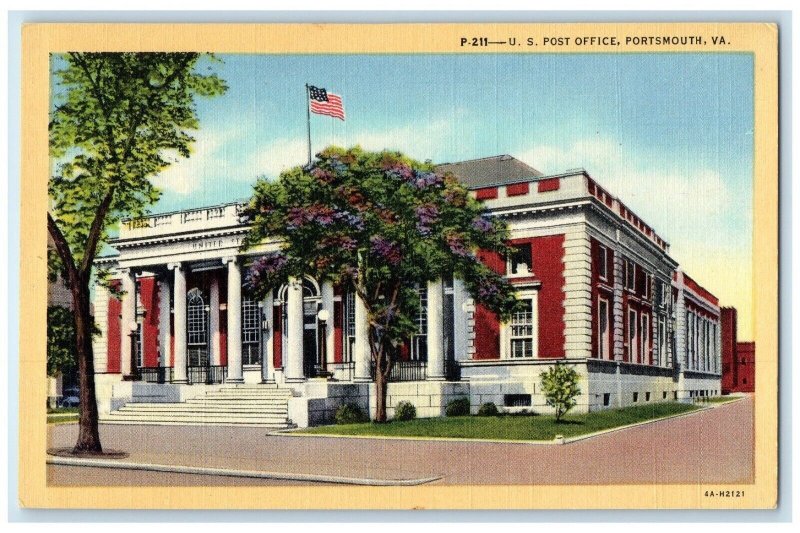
[47,407,79,424]
[299,402,700,441]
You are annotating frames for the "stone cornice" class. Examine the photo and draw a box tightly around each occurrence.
[490,199,589,219]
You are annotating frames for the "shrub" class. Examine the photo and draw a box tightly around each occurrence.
[334,403,368,425]
[540,362,581,422]
[445,397,471,417]
[477,402,499,416]
[394,401,417,421]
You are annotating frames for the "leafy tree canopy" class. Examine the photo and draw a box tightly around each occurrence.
[242,146,521,353]
[47,306,77,377]
[540,362,581,422]
[49,52,228,273]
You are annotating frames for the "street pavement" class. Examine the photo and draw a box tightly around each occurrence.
[47,395,753,486]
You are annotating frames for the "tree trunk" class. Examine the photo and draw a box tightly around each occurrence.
[374,371,388,423]
[71,274,103,453]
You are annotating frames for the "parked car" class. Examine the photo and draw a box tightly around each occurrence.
[60,388,80,408]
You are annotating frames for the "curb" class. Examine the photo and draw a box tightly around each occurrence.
[273,400,742,446]
[46,456,441,486]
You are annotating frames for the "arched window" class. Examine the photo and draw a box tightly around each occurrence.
[187,288,208,367]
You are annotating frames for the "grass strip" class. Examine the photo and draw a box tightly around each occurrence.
[299,402,700,441]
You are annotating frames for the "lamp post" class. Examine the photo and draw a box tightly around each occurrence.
[317,309,329,375]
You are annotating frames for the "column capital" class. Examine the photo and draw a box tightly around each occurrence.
[222,256,239,266]
[167,262,183,271]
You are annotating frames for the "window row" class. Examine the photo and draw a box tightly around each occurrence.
[596,296,670,366]
[685,310,719,373]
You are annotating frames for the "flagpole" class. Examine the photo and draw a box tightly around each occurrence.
[305,83,312,166]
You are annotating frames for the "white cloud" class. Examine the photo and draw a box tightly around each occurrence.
[152,126,241,195]
[243,137,310,179]
[154,112,471,195]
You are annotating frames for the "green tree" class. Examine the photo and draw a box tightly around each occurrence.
[241,146,521,422]
[540,362,581,422]
[47,306,77,378]
[48,53,227,453]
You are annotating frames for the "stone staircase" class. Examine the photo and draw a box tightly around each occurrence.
[100,384,295,428]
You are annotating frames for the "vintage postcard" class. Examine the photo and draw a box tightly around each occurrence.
[19,22,778,510]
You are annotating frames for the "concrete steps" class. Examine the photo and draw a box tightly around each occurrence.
[100,384,295,428]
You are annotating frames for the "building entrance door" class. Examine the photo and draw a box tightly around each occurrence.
[302,281,321,377]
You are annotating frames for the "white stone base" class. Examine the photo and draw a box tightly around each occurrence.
[92,359,721,427]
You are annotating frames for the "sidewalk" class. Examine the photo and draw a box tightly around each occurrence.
[47,395,753,486]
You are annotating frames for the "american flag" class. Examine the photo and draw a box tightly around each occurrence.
[308,85,345,121]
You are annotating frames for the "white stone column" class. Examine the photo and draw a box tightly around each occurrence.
[262,291,274,383]
[452,278,469,362]
[284,277,305,382]
[157,278,171,369]
[426,279,446,380]
[563,229,592,358]
[120,268,136,377]
[353,292,372,382]
[224,257,244,383]
[169,263,188,384]
[208,276,221,366]
[321,281,335,366]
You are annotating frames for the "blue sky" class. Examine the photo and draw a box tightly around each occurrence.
[74,52,756,336]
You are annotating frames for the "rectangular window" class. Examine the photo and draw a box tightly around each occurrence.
[134,322,143,368]
[633,392,639,403]
[640,313,650,365]
[686,313,694,370]
[410,285,428,361]
[598,297,610,360]
[603,393,611,406]
[510,297,535,358]
[344,292,356,362]
[508,243,533,276]
[693,314,700,370]
[241,297,261,366]
[628,309,638,363]
[644,273,652,300]
[624,259,636,291]
[504,394,531,407]
[598,245,608,280]
[658,317,666,367]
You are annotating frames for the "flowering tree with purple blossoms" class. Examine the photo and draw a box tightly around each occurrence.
[241,146,521,422]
